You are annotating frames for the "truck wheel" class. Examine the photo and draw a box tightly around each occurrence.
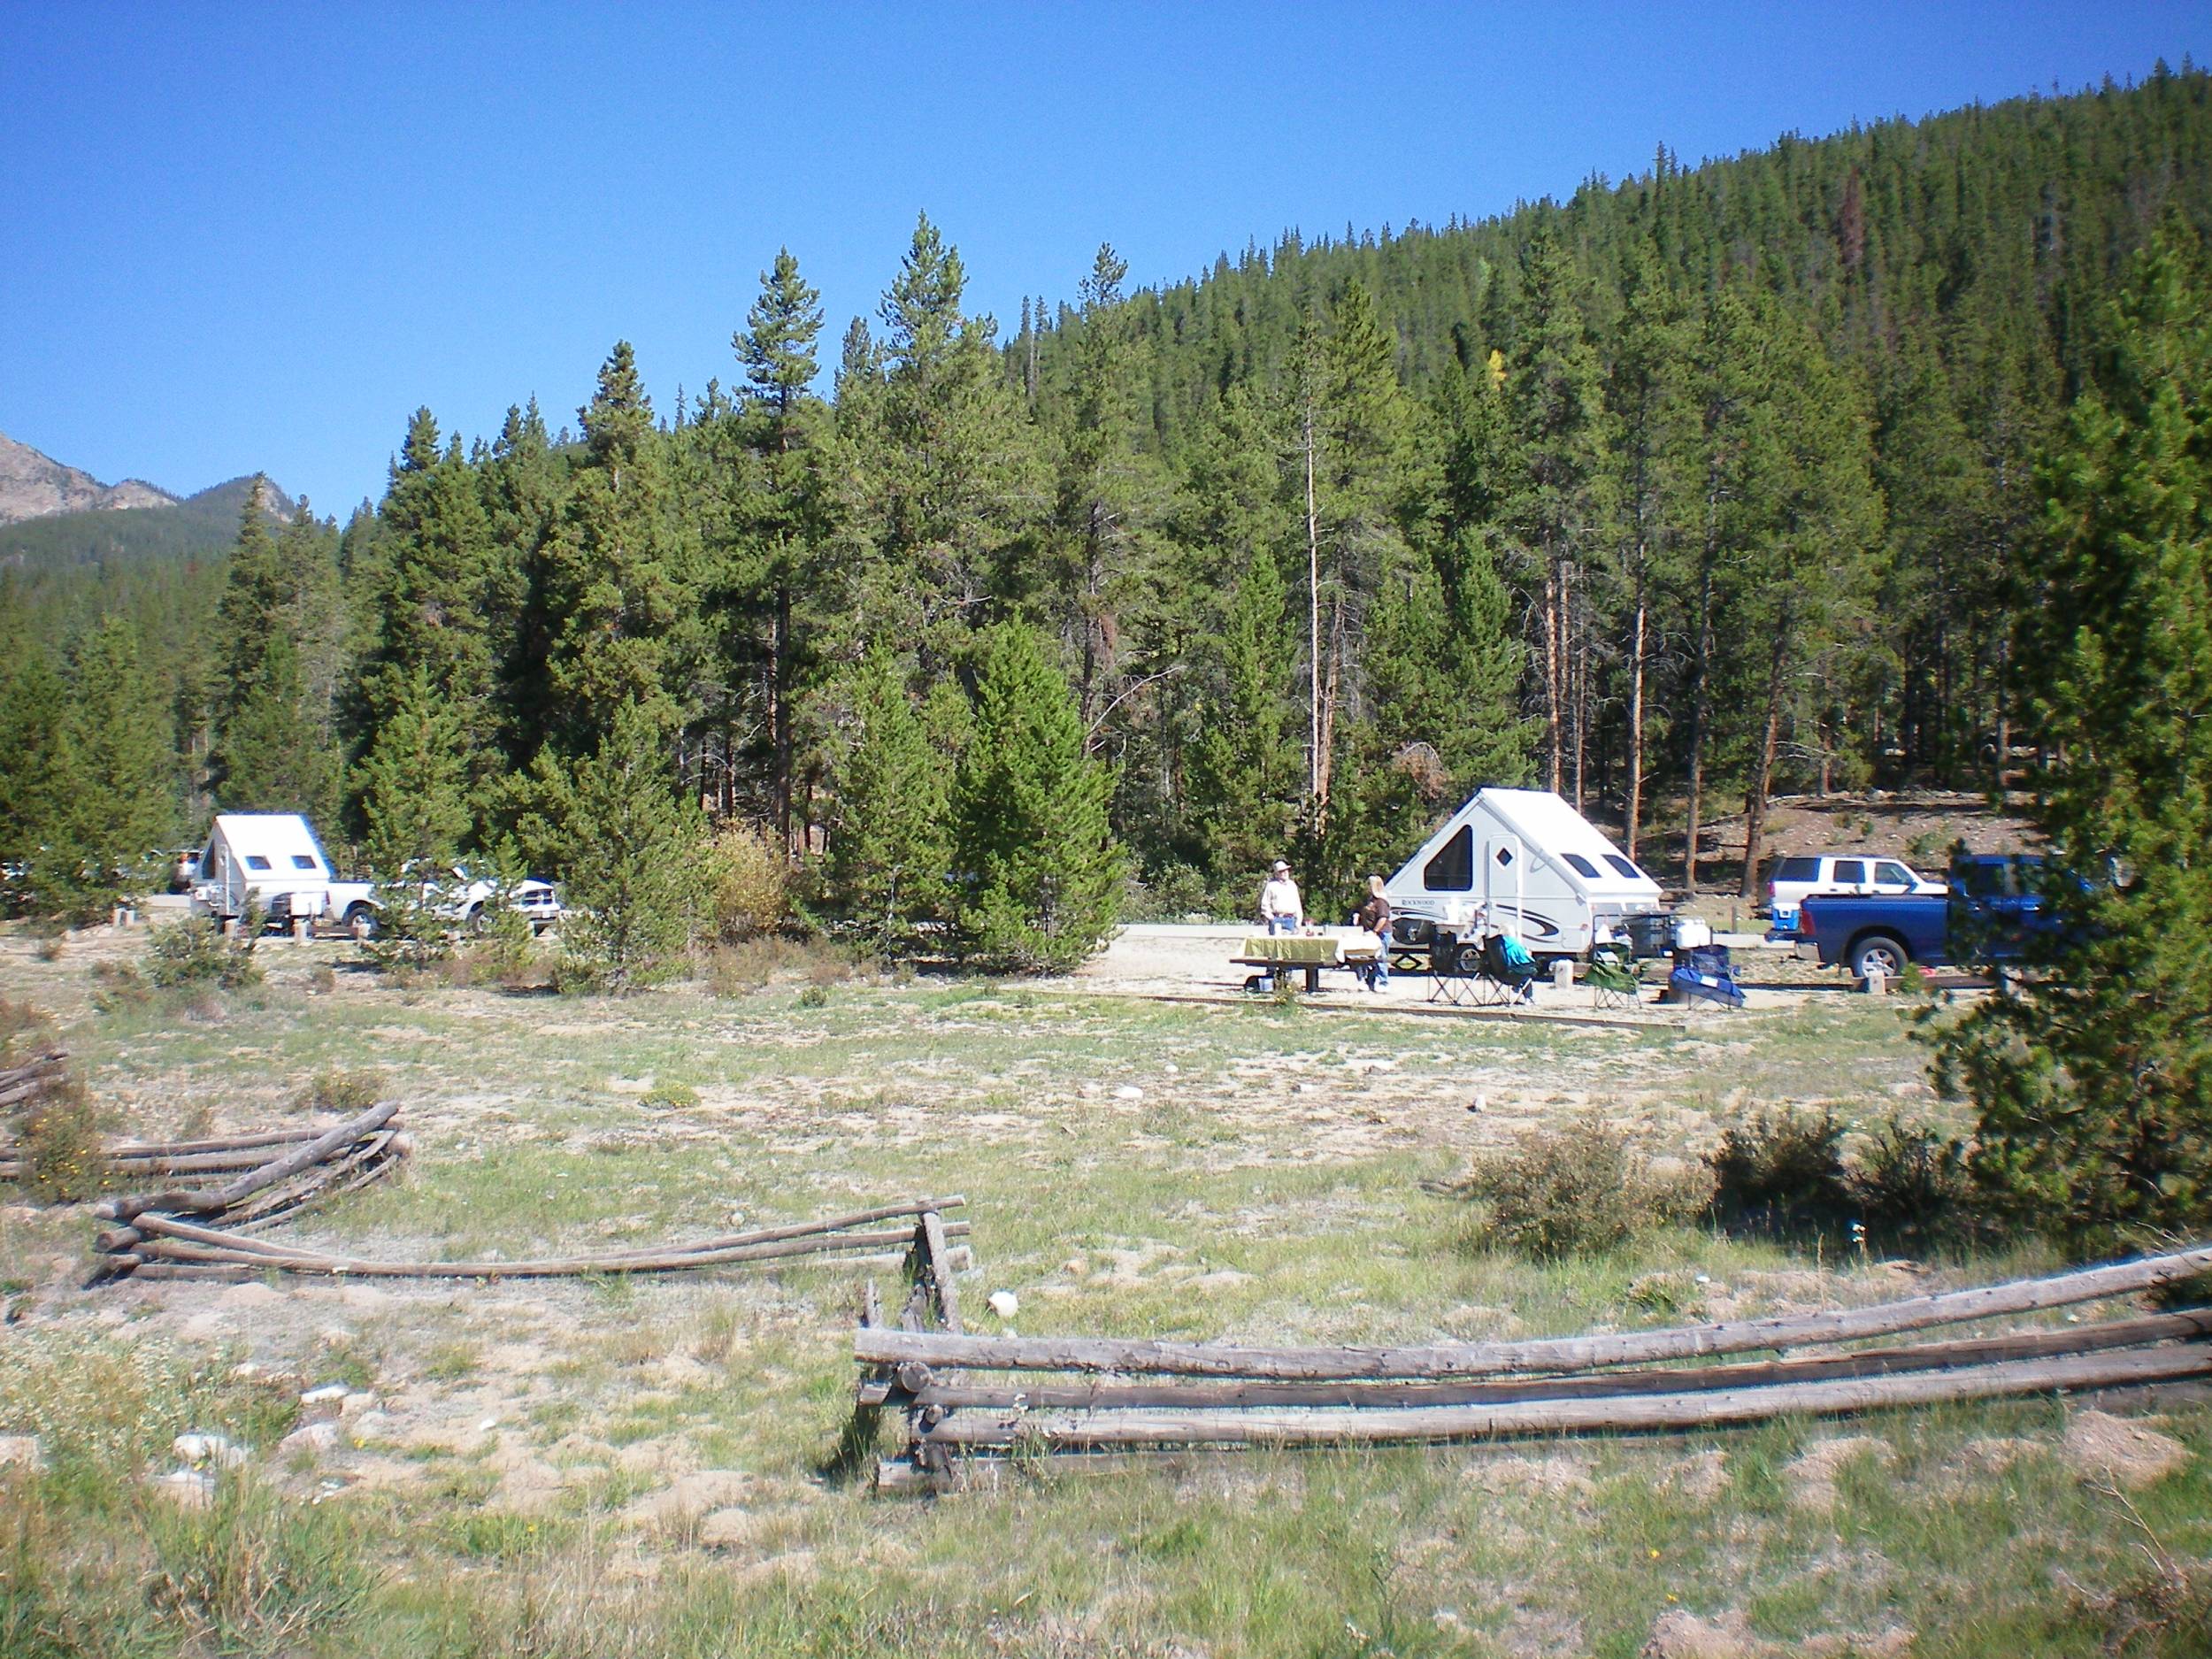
[1452,942,1485,976]
[1850,934,1908,982]
[344,904,379,941]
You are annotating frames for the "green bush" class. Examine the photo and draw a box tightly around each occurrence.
[292,1069,387,1116]
[702,821,789,942]
[1705,1108,1853,1235]
[1458,1124,1706,1261]
[1851,1115,1973,1242]
[145,916,262,991]
[12,1075,107,1202]
[638,1082,699,1111]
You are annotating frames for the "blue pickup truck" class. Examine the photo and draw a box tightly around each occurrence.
[1798,855,2051,980]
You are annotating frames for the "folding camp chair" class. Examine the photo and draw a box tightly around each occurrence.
[1586,941,1642,1011]
[1667,942,1746,1010]
[1484,933,1541,1005]
[1426,928,1485,1006]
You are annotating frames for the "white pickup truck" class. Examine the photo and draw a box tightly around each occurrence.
[188,814,380,936]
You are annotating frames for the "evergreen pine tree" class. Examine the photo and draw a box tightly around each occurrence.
[1189,545,1301,891]
[212,633,341,822]
[356,666,472,962]
[0,650,78,915]
[549,698,706,990]
[62,617,179,911]
[822,649,950,955]
[951,624,1125,970]
[546,342,706,757]
[351,407,500,803]
[1934,227,2212,1248]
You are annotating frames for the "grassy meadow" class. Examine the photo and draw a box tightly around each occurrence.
[2,924,2208,1658]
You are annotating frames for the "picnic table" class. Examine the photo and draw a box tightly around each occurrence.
[1232,929,1385,993]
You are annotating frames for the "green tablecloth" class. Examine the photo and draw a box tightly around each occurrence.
[1239,932,1381,964]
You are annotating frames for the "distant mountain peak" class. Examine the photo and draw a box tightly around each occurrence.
[0,430,180,525]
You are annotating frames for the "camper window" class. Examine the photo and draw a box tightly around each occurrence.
[1495,845,1514,866]
[245,856,272,871]
[1605,856,1646,880]
[1424,826,1473,891]
[292,855,319,871]
[1563,853,1599,878]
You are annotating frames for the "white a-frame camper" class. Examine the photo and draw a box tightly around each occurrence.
[1382,788,1665,961]
[189,814,377,934]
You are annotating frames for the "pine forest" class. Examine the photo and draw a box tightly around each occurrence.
[6,66,2212,961]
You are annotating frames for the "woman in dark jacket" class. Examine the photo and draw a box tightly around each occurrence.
[1355,875,1391,992]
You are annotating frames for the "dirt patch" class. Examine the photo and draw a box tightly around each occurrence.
[1643,1609,1770,1659]
[1462,1452,1594,1497]
[1786,1436,1897,1513]
[1950,1436,2039,1477]
[2061,1410,2191,1488]
[1660,1448,1731,1502]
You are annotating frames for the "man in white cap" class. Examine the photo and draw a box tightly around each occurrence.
[1258,860,1303,935]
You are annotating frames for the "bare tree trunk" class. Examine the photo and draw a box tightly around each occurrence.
[774,582,793,851]
[1315,595,1345,819]
[1993,634,2010,791]
[1626,590,1647,859]
[1305,405,1321,809]
[1570,574,1587,811]
[1683,542,1717,895]
[1740,638,1788,901]
[1541,554,1563,794]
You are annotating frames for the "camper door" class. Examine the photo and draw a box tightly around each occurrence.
[1482,836,1525,941]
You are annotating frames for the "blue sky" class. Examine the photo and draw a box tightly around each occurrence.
[3,3,2206,515]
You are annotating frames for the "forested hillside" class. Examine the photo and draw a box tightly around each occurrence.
[0,473,296,573]
[4,65,2208,941]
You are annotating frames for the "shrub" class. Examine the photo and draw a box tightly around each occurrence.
[1,994,53,1053]
[1123,864,1215,924]
[795,984,831,1010]
[1705,1108,1852,1235]
[702,822,789,943]
[704,935,855,997]
[639,1082,699,1111]
[1458,1124,1706,1260]
[292,1069,387,1116]
[146,916,262,991]
[88,959,155,1013]
[1851,1115,1973,1242]
[14,1075,107,1202]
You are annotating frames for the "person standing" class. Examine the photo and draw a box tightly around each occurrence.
[1355,874,1392,992]
[1258,860,1302,933]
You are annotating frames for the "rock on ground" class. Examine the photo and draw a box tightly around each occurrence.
[0,1434,44,1472]
[2061,1409,2191,1489]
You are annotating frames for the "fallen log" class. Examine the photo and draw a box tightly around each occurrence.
[95,1102,399,1222]
[216,1133,407,1232]
[912,1341,2212,1449]
[0,1048,66,1096]
[856,1238,2212,1380]
[919,1210,964,1334]
[94,1125,327,1160]
[122,1219,971,1279]
[864,1311,2212,1411]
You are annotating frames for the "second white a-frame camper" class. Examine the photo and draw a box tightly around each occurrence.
[1381,788,1666,963]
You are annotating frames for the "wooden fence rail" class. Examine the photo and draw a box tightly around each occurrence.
[856,1239,2212,1492]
